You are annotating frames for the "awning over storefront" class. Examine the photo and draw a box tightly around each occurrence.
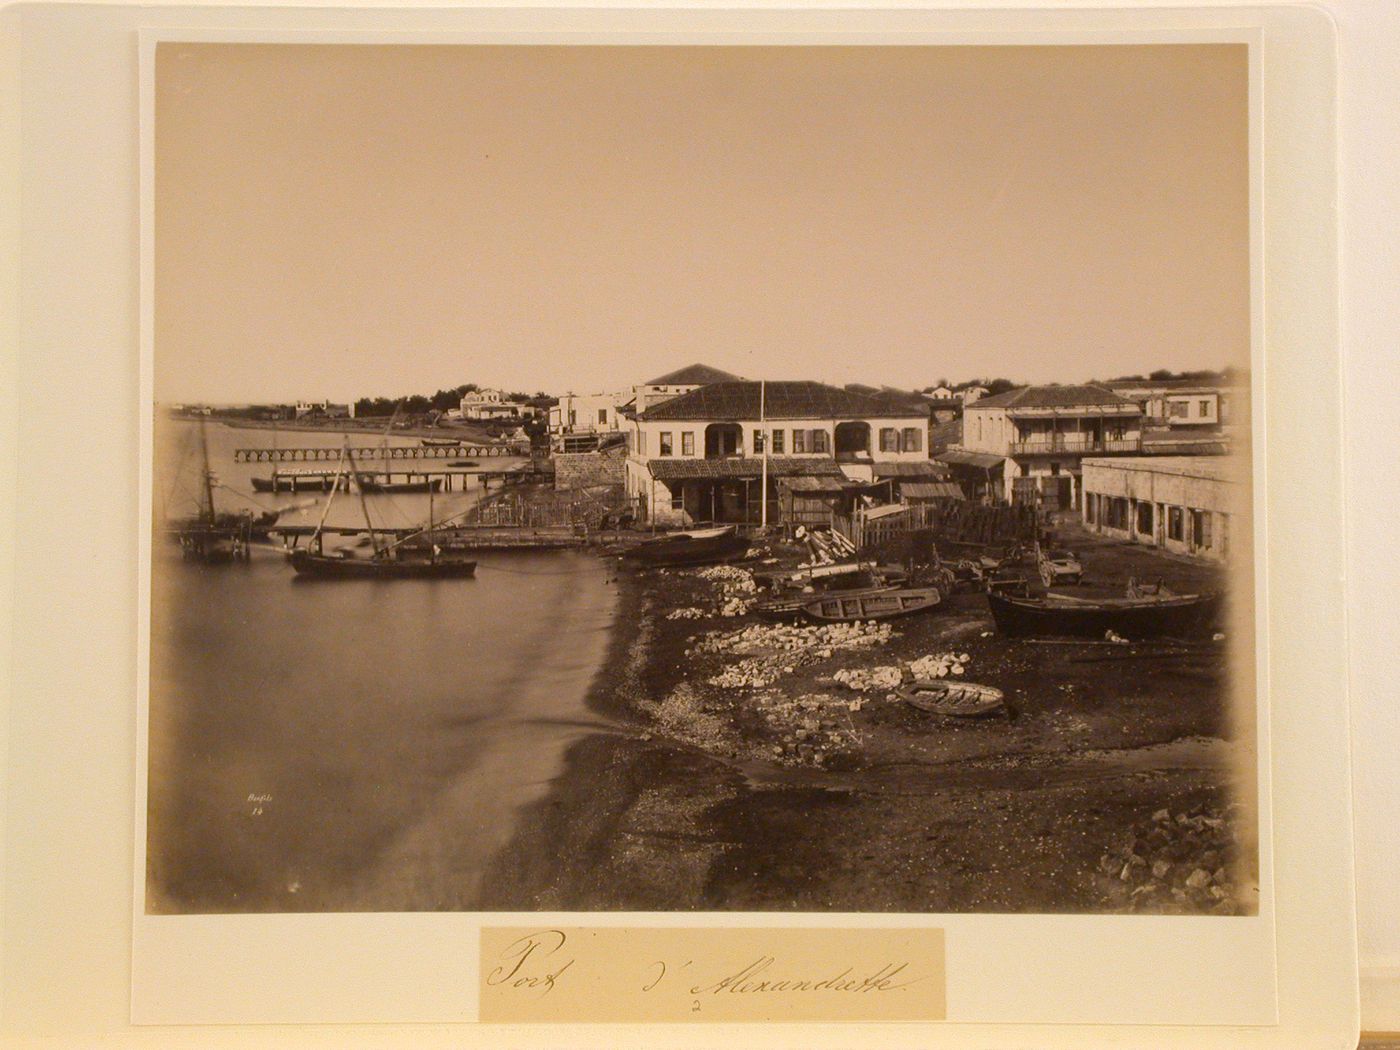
[778,474,849,494]
[872,461,951,479]
[645,456,845,481]
[935,449,1006,470]
[899,481,964,500]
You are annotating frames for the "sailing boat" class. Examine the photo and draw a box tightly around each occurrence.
[288,446,476,579]
[168,415,250,563]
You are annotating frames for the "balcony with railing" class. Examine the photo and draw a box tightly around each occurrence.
[1007,436,1141,456]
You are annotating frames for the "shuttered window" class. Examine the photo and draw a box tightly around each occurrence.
[812,429,830,453]
[902,427,922,452]
[879,428,898,452]
[792,429,807,453]
[681,432,694,456]
[771,430,784,453]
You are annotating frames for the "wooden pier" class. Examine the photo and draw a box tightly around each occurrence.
[233,442,529,463]
[247,465,542,493]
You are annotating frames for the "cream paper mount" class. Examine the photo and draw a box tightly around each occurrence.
[0,4,1353,1049]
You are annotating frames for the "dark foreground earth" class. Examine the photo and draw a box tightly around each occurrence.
[481,522,1259,916]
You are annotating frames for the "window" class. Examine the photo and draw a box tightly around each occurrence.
[670,487,684,510]
[1168,401,1188,418]
[598,408,608,425]
[792,429,806,453]
[902,427,922,453]
[1050,462,1061,475]
[812,429,829,453]
[1193,509,1211,549]
[681,431,694,456]
[1167,506,1184,541]
[1199,400,1212,417]
[659,432,673,456]
[879,428,898,452]
[1086,493,1097,524]
[771,430,784,454]
[753,429,764,454]
[1136,501,1153,535]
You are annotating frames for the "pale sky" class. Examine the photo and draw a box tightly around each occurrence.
[155,43,1249,404]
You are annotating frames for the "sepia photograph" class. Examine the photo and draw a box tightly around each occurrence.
[146,40,1258,919]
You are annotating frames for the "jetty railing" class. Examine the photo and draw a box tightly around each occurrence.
[233,442,529,463]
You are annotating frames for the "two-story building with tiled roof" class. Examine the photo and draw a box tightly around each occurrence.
[633,363,746,412]
[950,384,1144,509]
[624,380,930,526]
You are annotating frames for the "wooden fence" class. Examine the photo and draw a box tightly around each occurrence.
[465,487,641,529]
[834,498,1039,552]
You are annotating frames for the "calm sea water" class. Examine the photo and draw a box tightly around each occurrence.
[147,419,619,912]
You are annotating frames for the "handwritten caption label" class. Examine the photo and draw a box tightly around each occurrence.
[479,926,945,1023]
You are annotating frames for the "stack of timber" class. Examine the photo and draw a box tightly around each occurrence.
[797,526,856,566]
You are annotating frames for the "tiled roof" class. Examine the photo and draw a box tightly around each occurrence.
[643,456,845,481]
[644,363,745,386]
[639,381,926,422]
[969,384,1141,411]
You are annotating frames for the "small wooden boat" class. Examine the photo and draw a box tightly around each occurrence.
[801,586,942,622]
[754,585,900,619]
[898,679,1005,718]
[421,437,462,447]
[623,526,751,568]
[252,474,345,493]
[357,477,443,494]
[986,590,1221,639]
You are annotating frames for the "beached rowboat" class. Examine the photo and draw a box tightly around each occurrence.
[898,680,1005,718]
[800,587,942,622]
[623,526,751,568]
[985,590,1221,639]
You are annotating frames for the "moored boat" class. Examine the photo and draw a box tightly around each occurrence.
[623,526,751,568]
[421,436,462,447]
[985,590,1222,639]
[358,477,443,494]
[898,680,1005,718]
[289,548,476,579]
[801,586,942,622]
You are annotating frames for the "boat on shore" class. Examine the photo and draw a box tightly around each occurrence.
[623,526,751,568]
[801,586,942,622]
[754,584,901,619]
[898,680,1005,718]
[985,589,1222,639]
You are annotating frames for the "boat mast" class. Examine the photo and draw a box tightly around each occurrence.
[309,445,347,555]
[347,448,382,558]
[198,414,216,525]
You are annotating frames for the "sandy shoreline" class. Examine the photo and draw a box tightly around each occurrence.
[481,525,1258,915]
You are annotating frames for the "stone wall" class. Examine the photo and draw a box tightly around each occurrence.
[554,446,627,491]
